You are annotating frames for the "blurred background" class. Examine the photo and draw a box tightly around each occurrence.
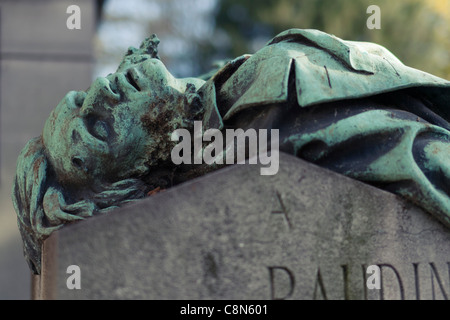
[0,0,448,299]
[95,0,450,79]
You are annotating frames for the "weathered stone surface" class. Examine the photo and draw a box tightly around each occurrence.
[36,152,450,300]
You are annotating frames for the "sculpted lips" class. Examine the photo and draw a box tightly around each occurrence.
[74,91,86,108]
[125,69,141,91]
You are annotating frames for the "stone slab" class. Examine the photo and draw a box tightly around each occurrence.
[37,152,450,300]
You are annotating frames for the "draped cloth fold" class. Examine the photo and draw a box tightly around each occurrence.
[201,29,450,227]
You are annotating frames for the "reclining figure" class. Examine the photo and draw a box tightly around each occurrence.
[12,29,450,274]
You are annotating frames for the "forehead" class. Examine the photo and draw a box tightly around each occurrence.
[42,94,79,182]
[42,93,107,172]
[43,92,75,142]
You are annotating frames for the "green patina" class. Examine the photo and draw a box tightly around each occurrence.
[12,29,450,274]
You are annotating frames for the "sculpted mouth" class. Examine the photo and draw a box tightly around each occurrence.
[74,92,86,108]
[108,78,119,95]
[125,69,141,91]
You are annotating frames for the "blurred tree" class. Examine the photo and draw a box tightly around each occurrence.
[200,0,449,79]
[95,0,216,78]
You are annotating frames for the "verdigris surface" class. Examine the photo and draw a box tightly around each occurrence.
[12,29,450,274]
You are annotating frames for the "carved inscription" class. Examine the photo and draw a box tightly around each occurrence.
[312,268,328,300]
[270,191,292,230]
[267,263,450,300]
[264,182,450,300]
[429,262,449,300]
[268,266,295,300]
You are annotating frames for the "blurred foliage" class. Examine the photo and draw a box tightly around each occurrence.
[199,0,450,79]
[95,0,217,78]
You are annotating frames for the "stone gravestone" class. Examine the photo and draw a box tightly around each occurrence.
[33,152,450,300]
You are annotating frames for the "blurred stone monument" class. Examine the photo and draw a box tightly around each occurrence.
[33,153,450,300]
[0,0,98,299]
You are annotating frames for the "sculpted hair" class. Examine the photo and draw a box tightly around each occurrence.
[12,136,149,274]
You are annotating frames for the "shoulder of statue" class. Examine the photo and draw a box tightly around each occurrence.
[197,55,253,130]
[267,29,450,110]
[203,29,450,122]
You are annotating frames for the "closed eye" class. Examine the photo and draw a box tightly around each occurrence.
[72,157,84,169]
[92,120,109,141]
[85,115,110,141]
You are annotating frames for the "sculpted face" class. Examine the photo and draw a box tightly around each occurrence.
[43,57,196,188]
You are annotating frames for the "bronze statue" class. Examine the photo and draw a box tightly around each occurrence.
[12,29,450,274]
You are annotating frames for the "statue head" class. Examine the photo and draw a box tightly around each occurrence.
[12,35,206,274]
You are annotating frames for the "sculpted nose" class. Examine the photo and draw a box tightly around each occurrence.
[80,77,120,116]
